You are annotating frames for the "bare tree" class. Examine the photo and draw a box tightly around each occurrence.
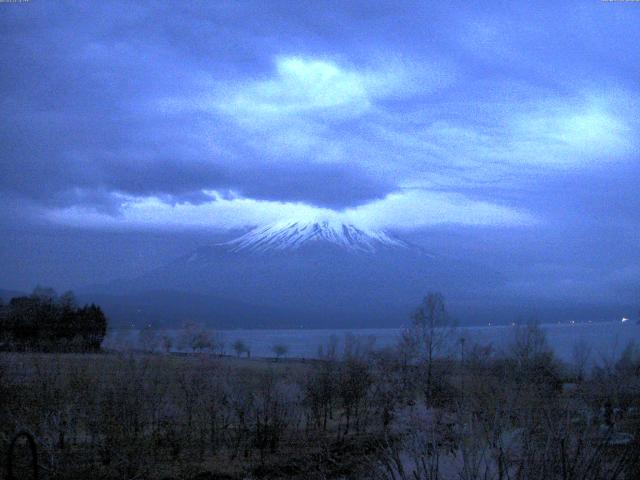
[192,329,213,353]
[138,325,160,353]
[160,333,173,354]
[178,321,197,351]
[509,320,553,369]
[317,334,339,359]
[210,331,225,356]
[232,339,250,358]
[402,292,455,402]
[178,321,213,353]
[572,338,592,381]
[272,343,288,360]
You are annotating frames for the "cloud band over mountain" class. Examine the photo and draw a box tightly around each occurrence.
[2,1,638,232]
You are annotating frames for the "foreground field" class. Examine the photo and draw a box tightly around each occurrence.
[2,328,640,479]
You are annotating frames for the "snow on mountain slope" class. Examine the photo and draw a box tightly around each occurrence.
[220,220,409,253]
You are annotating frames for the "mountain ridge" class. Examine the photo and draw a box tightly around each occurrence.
[218,220,412,254]
[82,220,505,328]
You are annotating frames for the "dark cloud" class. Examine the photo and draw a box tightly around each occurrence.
[1,1,410,212]
[3,0,639,218]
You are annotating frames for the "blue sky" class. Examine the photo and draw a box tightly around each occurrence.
[1,1,639,306]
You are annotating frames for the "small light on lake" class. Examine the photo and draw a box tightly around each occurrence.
[621,317,629,323]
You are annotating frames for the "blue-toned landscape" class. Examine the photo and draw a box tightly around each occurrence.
[2,1,639,479]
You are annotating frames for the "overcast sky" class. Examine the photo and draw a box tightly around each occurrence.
[1,1,638,306]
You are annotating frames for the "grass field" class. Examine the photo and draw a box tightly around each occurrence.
[2,327,640,479]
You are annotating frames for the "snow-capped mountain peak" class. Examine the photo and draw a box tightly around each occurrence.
[220,220,409,253]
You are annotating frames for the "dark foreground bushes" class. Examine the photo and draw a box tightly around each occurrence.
[1,328,640,480]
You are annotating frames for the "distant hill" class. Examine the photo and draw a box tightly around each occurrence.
[76,289,310,329]
[85,221,505,328]
[6,219,633,329]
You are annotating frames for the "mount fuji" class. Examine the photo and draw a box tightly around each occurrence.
[86,221,504,328]
[220,221,410,254]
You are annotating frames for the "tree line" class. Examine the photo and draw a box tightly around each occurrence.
[0,287,108,352]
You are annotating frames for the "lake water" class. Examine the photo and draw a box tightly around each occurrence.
[104,320,640,365]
